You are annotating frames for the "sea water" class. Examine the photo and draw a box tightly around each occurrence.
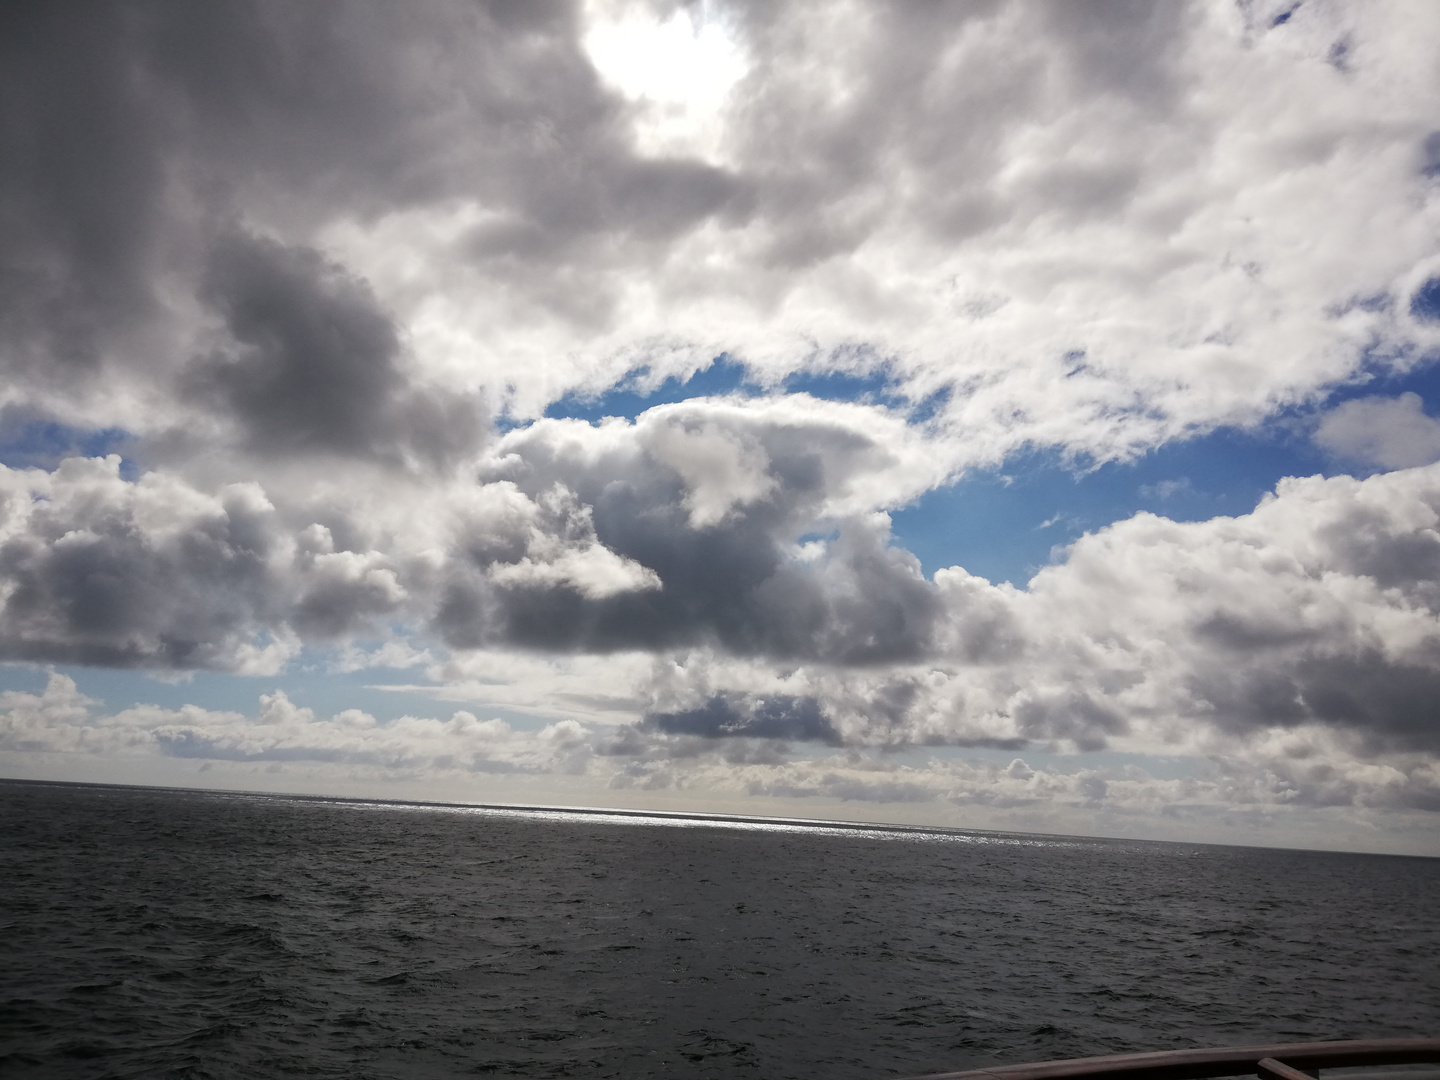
[2,779,1436,1079]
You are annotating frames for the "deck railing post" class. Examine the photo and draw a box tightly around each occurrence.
[1258,1057,1320,1080]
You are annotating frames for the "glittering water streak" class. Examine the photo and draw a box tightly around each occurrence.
[334,798,1090,846]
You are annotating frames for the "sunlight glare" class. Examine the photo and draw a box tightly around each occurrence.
[582,1,748,162]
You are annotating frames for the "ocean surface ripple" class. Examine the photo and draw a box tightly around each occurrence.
[1,780,1436,1079]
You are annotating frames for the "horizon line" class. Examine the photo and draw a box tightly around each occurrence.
[4,775,1434,861]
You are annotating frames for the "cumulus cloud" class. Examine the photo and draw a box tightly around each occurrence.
[4,0,1440,500]
[1019,466,1440,754]
[5,438,1440,776]
[644,694,840,743]
[174,232,485,473]
[441,397,947,660]
[0,458,297,671]
[1314,392,1440,469]
[578,463,1440,800]
[0,393,946,669]
[317,0,1440,461]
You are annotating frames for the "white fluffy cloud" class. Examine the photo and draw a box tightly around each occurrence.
[1021,466,1440,754]
[1315,392,1440,468]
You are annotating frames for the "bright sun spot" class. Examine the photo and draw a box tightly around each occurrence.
[582,1,748,162]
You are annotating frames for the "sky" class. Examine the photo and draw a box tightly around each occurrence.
[3,0,1440,855]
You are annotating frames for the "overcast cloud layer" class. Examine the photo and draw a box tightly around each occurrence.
[4,0,1440,851]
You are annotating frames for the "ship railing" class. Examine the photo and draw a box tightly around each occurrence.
[903,1038,1440,1080]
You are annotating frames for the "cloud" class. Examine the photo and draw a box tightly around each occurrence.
[6,441,1440,775]
[443,397,947,661]
[5,404,1440,813]
[191,233,400,458]
[4,0,1440,464]
[0,2,168,384]
[0,393,947,670]
[1314,392,1440,469]
[584,462,1440,777]
[991,464,1440,757]
[0,673,593,775]
[0,0,721,427]
[7,675,1438,829]
[0,458,295,671]
[4,0,1440,478]
[5,1,1440,837]
[175,230,491,475]
[1139,478,1194,500]
[644,694,840,743]
[0,456,419,671]
[312,0,1440,460]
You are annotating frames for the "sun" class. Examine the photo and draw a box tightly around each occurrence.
[582,0,749,162]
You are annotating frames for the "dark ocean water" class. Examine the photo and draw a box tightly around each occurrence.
[1,780,1437,1080]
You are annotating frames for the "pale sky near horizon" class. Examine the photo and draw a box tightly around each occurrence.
[4,0,1440,855]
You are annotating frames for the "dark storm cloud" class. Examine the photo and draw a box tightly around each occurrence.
[0,0,747,423]
[0,456,419,671]
[0,2,167,381]
[0,0,602,234]
[1012,692,1129,754]
[440,506,938,663]
[644,694,840,743]
[192,234,402,458]
[0,462,286,669]
[1186,652,1440,755]
[187,232,488,468]
[436,407,944,663]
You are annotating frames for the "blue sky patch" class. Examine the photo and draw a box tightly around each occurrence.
[532,351,1440,587]
[543,356,756,424]
[891,425,1331,585]
[1410,277,1440,322]
[540,356,946,426]
[0,421,136,475]
[893,359,1440,585]
[781,366,897,405]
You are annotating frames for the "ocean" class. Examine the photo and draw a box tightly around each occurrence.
[1,779,1436,1079]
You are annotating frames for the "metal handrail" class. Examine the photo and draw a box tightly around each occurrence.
[903,1038,1440,1080]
